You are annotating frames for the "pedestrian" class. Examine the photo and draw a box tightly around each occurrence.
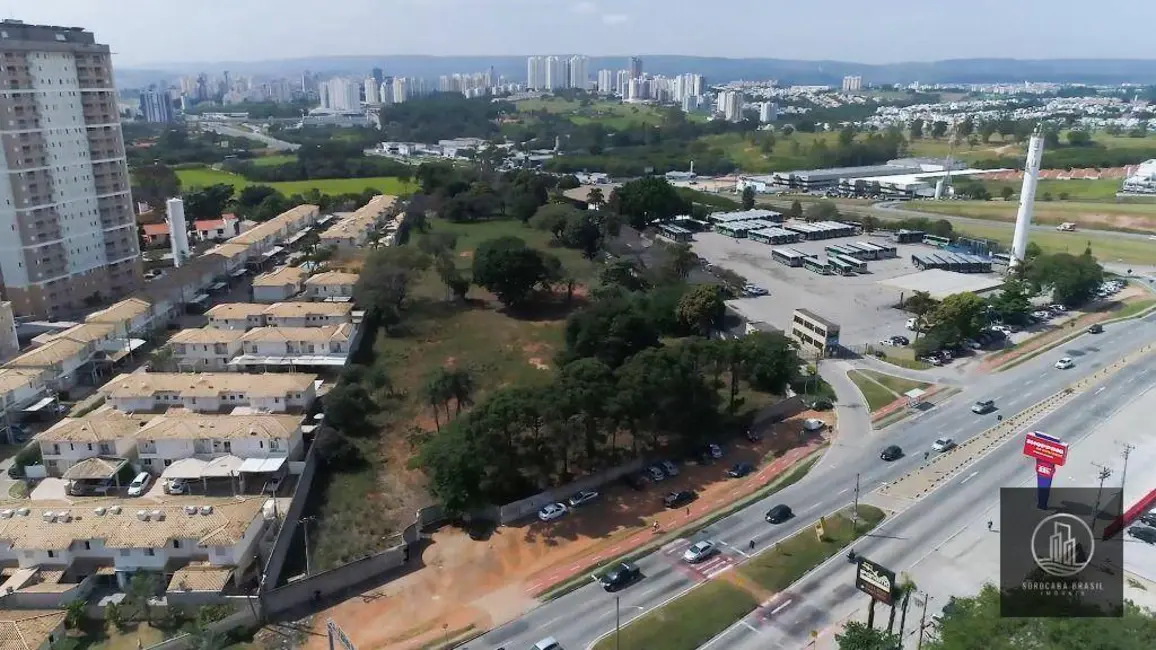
[987,520,993,530]
[686,507,690,517]
[652,521,660,533]
[749,539,756,551]
[924,451,929,461]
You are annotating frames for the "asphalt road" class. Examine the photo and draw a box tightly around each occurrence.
[199,122,301,151]
[710,347,1156,650]
[464,310,1156,650]
[872,201,1155,243]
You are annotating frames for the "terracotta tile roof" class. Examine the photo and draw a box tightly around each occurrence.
[205,303,267,320]
[135,412,301,441]
[169,328,246,345]
[101,372,317,400]
[35,409,146,443]
[262,301,352,319]
[304,271,359,286]
[168,563,234,593]
[85,298,153,325]
[0,609,66,650]
[241,323,354,344]
[252,266,308,287]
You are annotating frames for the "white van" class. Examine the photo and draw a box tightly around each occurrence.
[127,472,152,497]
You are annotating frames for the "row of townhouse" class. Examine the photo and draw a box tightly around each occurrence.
[205,301,354,330]
[35,409,305,477]
[251,268,360,303]
[168,324,356,371]
[318,194,400,250]
[99,371,317,414]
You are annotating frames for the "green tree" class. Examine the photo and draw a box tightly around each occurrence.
[586,187,605,209]
[125,572,161,622]
[564,295,660,367]
[986,279,1034,326]
[676,284,727,337]
[909,118,925,139]
[999,185,1014,200]
[860,215,880,233]
[354,246,431,325]
[741,185,756,210]
[417,231,459,256]
[598,260,650,294]
[610,177,690,229]
[903,291,937,340]
[181,183,235,220]
[1024,251,1103,307]
[131,164,181,210]
[741,332,801,395]
[930,120,949,139]
[434,253,470,301]
[323,382,375,435]
[659,242,699,282]
[64,599,86,630]
[835,621,899,650]
[929,292,987,341]
[555,358,616,468]
[957,116,975,139]
[787,200,803,220]
[804,200,840,222]
[472,236,555,308]
[1066,129,1093,146]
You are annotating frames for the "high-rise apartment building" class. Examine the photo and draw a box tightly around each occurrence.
[363,77,379,104]
[545,55,567,90]
[139,87,174,123]
[718,90,744,122]
[568,55,588,90]
[320,77,360,111]
[841,75,863,92]
[597,69,614,94]
[629,57,643,79]
[526,56,546,90]
[0,20,141,317]
[615,70,631,96]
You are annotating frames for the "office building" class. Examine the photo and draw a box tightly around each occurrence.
[629,56,643,79]
[139,86,174,123]
[568,55,588,90]
[842,75,863,92]
[0,20,142,318]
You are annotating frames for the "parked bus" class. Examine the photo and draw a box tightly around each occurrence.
[835,254,867,273]
[771,247,807,267]
[924,234,951,248]
[802,256,830,275]
[828,256,855,276]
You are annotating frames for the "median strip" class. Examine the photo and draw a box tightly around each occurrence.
[589,505,885,650]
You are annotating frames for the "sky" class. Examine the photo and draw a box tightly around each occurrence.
[10,0,1156,68]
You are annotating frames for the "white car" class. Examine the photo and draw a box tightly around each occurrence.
[538,503,568,522]
[682,540,717,564]
[126,472,152,497]
[932,438,955,453]
[165,478,188,495]
[567,490,599,508]
[1055,357,1075,370]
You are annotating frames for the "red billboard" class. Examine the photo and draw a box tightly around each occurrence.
[1023,432,1068,466]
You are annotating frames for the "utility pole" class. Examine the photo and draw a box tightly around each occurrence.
[853,473,861,531]
[1090,464,1113,527]
[1119,442,1135,496]
[917,594,930,650]
[616,596,621,650]
[301,516,316,576]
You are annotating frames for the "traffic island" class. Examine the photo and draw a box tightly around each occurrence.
[588,505,885,650]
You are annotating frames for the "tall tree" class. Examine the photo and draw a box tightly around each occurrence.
[835,622,899,650]
[354,247,431,324]
[131,164,181,210]
[660,242,699,282]
[903,291,937,340]
[928,292,987,342]
[909,118,925,139]
[610,177,690,229]
[182,183,235,220]
[676,284,727,337]
[472,236,555,308]
[586,187,605,209]
[741,185,756,210]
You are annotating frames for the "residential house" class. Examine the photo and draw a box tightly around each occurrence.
[303,271,359,301]
[233,324,355,370]
[317,195,398,250]
[205,304,268,331]
[0,368,48,418]
[262,302,353,328]
[168,329,246,372]
[134,412,305,472]
[203,243,252,275]
[0,495,270,581]
[142,223,170,247]
[5,339,96,391]
[251,266,309,303]
[0,610,66,650]
[84,298,159,339]
[193,214,240,242]
[34,409,142,477]
[101,372,318,414]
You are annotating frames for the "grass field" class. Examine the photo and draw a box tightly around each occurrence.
[848,371,902,411]
[175,166,417,196]
[738,505,885,592]
[909,196,1156,233]
[701,132,836,173]
[862,370,930,397]
[310,217,597,567]
[590,580,758,650]
[513,97,707,129]
[249,154,297,167]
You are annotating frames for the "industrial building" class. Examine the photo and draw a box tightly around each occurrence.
[836,168,1009,199]
[766,164,924,192]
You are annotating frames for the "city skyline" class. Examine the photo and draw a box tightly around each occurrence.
[12,0,1156,68]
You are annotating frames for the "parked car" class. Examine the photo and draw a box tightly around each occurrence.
[745,428,762,442]
[537,503,568,522]
[765,504,793,524]
[127,472,152,497]
[971,400,995,414]
[707,443,723,459]
[663,490,697,508]
[1138,510,1156,527]
[600,562,643,591]
[1127,526,1156,544]
[682,540,717,563]
[646,465,666,482]
[1055,357,1075,370]
[567,490,599,508]
[880,445,903,461]
[165,478,188,495]
[661,460,680,477]
[890,335,910,346]
[532,637,562,650]
[932,438,956,453]
[1088,323,1104,334]
[727,462,755,478]
[802,418,826,432]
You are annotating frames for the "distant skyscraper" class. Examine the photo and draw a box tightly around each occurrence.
[615,69,631,96]
[841,75,863,92]
[758,102,778,123]
[526,56,546,90]
[321,78,360,111]
[140,87,175,123]
[597,69,614,94]
[629,56,643,79]
[718,90,744,122]
[372,67,384,86]
[363,77,379,104]
[0,20,141,317]
[568,55,589,90]
[545,55,567,90]
[379,80,393,105]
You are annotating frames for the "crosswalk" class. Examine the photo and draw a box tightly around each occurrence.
[660,538,737,581]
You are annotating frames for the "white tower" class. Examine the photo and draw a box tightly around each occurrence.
[166,198,190,268]
[1010,128,1045,269]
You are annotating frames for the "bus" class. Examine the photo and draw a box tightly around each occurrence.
[924,234,951,248]
[802,257,829,275]
[771,248,807,267]
[835,254,867,273]
[825,244,856,258]
[828,256,855,276]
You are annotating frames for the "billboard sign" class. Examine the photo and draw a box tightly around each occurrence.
[1036,461,1056,509]
[1023,432,1068,466]
[855,557,896,605]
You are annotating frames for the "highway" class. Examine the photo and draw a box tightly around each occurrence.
[198,122,300,151]
[709,346,1156,649]
[464,310,1156,650]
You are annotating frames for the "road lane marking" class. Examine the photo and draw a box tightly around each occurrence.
[1095,386,1107,394]
[741,620,759,632]
[771,599,793,615]
[960,471,979,484]
[836,488,850,496]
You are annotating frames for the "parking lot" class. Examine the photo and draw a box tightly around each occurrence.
[691,232,1005,346]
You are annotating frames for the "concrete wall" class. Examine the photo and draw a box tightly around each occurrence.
[497,458,646,525]
[0,576,92,609]
[143,605,259,650]
[260,539,408,618]
[752,394,807,426]
[258,437,320,592]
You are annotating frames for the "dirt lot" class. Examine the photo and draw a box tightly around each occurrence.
[306,409,834,650]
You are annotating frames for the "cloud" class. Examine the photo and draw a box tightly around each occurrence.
[602,13,630,25]
[571,1,597,14]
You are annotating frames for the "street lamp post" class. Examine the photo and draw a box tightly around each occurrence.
[1091,465,1113,526]
[916,593,930,650]
[615,596,621,650]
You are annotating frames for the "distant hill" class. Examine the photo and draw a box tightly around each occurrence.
[116,55,1156,90]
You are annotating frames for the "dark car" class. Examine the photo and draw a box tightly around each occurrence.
[1127,525,1156,544]
[727,462,755,478]
[663,490,697,508]
[890,335,910,346]
[600,562,642,591]
[1139,511,1156,527]
[1088,323,1104,334]
[622,472,647,491]
[880,445,903,461]
[745,428,762,443]
[765,504,793,524]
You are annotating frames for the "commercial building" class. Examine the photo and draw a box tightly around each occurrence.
[769,164,924,192]
[251,266,308,303]
[100,371,318,414]
[789,308,841,357]
[303,271,358,301]
[0,20,143,318]
[836,168,1009,199]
